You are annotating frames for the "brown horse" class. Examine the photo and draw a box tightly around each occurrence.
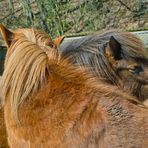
[0,25,64,148]
[1,25,148,148]
[0,75,9,148]
[0,105,8,148]
[61,30,148,102]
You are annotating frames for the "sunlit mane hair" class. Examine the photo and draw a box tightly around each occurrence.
[0,28,59,119]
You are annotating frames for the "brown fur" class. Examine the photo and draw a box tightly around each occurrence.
[1,26,148,148]
[0,76,8,148]
[61,30,148,102]
[0,25,64,148]
[0,108,9,148]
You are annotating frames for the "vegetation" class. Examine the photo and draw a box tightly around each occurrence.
[0,0,148,37]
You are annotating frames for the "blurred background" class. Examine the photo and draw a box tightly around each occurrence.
[0,0,148,75]
[0,0,147,37]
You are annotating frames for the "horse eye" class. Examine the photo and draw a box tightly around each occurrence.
[48,43,53,48]
[129,65,143,74]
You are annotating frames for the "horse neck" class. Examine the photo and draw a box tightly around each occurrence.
[5,67,97,127]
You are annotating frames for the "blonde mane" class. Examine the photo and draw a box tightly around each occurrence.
[0,28,58,119]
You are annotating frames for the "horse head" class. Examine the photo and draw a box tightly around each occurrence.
[61,30,148,102]
[104,35,148,101]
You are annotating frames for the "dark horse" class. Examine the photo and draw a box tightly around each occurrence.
[0,25,148,148]
[61,30,148,103]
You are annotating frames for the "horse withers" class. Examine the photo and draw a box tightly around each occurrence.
[0,25,148,147]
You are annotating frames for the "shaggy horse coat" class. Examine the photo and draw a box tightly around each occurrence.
[0,76,9,148]
[0,25,64,148]
[0,25,148,148]
[61,31,148,102]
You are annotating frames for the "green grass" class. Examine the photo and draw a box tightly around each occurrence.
[0,0,147,38]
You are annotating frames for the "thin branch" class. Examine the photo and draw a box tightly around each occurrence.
[117,0,137,13]
[0,8,20,21]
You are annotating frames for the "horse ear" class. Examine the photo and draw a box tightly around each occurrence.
[108,36,122,60]
[53,35,65,46]
[0,24,13,48]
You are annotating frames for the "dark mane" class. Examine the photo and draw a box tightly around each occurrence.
[61,30,148,100]
[61,30,147,63]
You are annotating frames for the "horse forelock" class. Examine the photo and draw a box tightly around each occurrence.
[113,32,147,63]
[63,30,147,61]
[0,28,59,121]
